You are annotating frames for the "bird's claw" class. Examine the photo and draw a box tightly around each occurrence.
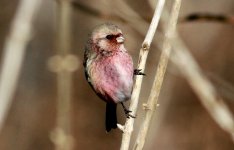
[124,109,136,119]
[134,69,145,76]
[121,102,136,118]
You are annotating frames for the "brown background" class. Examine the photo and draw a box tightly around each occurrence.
[0,0,234,149]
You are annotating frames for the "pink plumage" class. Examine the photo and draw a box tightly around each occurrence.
[90,51,133,103]
[84,23,136,132]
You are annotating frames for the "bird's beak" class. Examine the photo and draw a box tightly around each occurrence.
[116,36,125,44]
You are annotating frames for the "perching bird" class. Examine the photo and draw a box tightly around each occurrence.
[83,23,144,132]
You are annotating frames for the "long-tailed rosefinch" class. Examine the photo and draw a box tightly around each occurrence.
[83,23,144,132]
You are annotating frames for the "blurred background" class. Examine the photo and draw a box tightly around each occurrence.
[0,0,234,149]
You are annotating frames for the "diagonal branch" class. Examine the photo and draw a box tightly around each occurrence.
[119,0,166,150]
[0,0,42,132]
[169,32,234,141]
[133,0,182,149]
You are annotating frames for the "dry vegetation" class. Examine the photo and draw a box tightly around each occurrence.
[0,0,234,150]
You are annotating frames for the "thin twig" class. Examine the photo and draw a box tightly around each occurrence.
[180,13,234,25]
[0,0,42,132]
[119,0,166,150]
[133,1,181,149]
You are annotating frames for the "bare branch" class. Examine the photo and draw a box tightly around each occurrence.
[0,0,42,132]
[133,1,182,149]
[180,13,234,25]
[169,33,234,141]
[119,0,166,150]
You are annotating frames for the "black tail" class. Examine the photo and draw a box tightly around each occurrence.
[105,103,117,132]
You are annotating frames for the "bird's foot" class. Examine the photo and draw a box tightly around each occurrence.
[134,69,145,76]
[124,109,136,119]
[121,102,136,118]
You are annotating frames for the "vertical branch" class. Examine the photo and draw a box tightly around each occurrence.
[49,0,79,150]
[0,0,42,132]
[119,0,166,150]
[133,0,181,149]
[57,0,72,55]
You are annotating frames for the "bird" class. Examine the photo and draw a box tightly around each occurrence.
[83,23,144,132]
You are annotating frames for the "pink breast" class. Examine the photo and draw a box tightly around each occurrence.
[92,52,133,103]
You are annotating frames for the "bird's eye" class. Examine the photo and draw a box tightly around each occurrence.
[106,35,114,40]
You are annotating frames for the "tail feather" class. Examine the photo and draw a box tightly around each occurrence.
[106,103,117,132]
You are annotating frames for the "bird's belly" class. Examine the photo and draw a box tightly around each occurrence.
[92,56,133,103]
[104,63,133,103]
[113,63,133,101]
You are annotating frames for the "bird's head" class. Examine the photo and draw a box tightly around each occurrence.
[87,23,125,54]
